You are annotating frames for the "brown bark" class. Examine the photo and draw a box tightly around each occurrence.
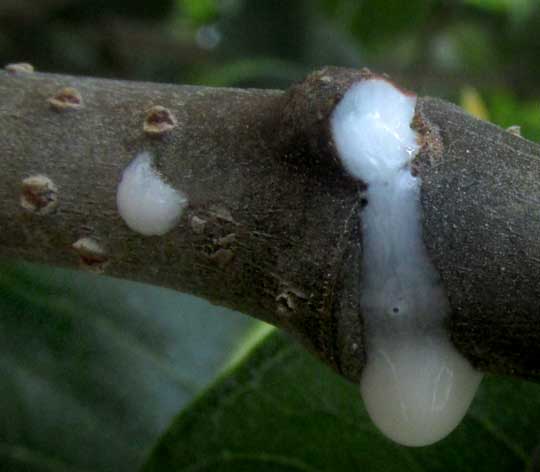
[1,67,539,383]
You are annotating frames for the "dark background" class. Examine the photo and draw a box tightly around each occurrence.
[1,0,540,137]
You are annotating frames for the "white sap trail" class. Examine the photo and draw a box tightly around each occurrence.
[331,79,483,447]
[116,151,188,236]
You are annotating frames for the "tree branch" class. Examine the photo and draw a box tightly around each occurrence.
[1,67,539,383]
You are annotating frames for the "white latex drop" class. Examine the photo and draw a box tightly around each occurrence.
[331,79,483,447]
[117,151,188,236]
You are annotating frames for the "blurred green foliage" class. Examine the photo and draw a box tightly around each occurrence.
[182,0,218,24]
[464,0,535,16]
[1,0,539,136]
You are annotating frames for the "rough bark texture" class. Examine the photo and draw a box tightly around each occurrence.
[415,98,540,380]
[1,67,539,383]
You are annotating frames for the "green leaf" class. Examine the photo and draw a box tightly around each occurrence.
[487,91,540,142]
[180,0,218,24]
[0,261,257,471]
[194,59,307,88]
[145,331,540,471]
[463,0,534,15]
[337,0,434,46]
